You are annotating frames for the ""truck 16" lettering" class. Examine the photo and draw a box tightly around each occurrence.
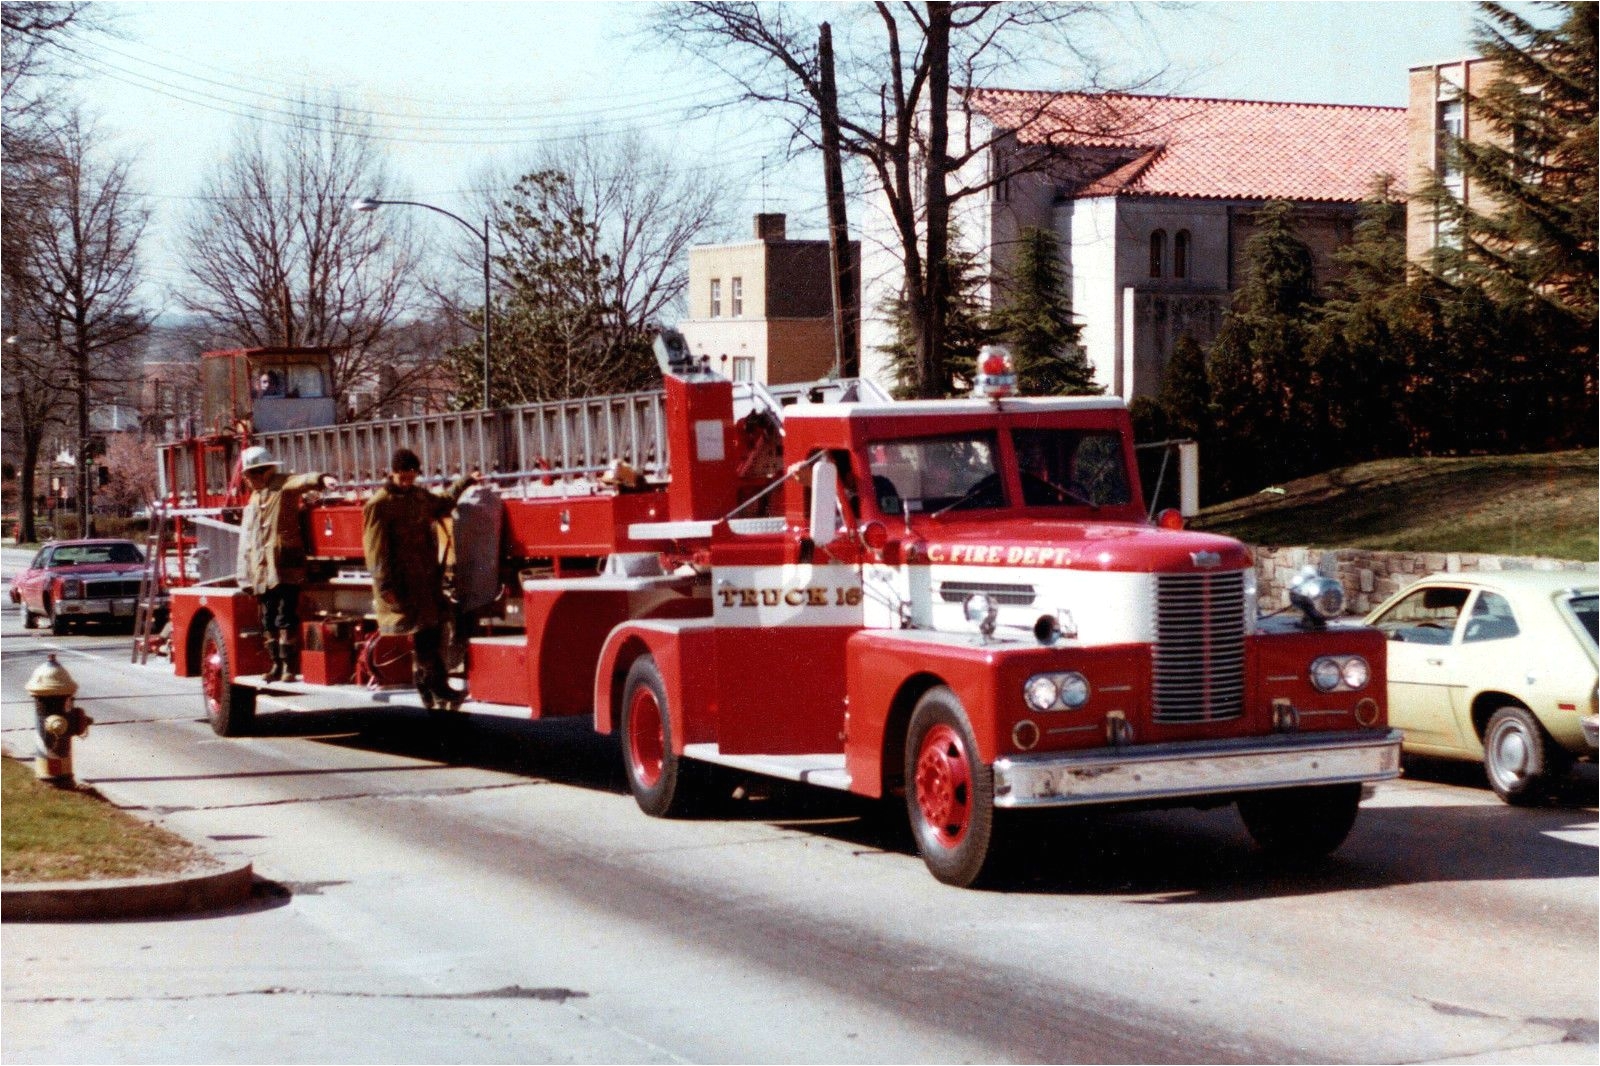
[718,586,863,608]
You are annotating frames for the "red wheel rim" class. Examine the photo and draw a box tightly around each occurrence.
[628,685,664,788]
[201,638,224,717]
[914,723,971,847]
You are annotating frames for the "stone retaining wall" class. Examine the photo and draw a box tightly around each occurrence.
[1252,546,1598,616]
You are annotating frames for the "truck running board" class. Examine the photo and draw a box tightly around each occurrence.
[680,744,852,792]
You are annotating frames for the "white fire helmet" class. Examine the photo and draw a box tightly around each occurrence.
[240,446,279,472]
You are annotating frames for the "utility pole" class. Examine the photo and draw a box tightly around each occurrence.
[818,22,858,378]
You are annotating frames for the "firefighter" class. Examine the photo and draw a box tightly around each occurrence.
[236,446,335,682]
[362,448,477,709]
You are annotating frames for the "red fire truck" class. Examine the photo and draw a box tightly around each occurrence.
[152,336,1400,886]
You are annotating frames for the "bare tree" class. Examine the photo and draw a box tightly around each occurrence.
[8,108,151,537]
[176,97,430,414]
[655,2,1150,397]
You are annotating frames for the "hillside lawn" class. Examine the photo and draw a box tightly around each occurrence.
[1193,450,1597,562]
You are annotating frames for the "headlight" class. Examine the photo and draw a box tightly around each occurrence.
[1310,655,1370,692]
[1022,671,1090,710]
[1024,675,1058,712]
[1310,657,1344,692]
[59,578,83,599]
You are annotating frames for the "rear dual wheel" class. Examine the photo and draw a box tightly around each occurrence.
[620,655,707,818]
[201,619,256,737]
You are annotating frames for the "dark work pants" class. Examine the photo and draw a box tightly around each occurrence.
[412,625,450,697]
[260,586,299,640]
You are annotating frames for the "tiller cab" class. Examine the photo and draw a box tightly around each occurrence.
[155,336,1400,886]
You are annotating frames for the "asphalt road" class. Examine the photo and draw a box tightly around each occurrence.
[1,561,1595,1064]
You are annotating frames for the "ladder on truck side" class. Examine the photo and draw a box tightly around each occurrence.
[130,509,169,664]
[248,378,890,495]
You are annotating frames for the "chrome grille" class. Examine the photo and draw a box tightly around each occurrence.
[1153,571,1247,723]
[84,578,142,599]
[937,581,1036,606]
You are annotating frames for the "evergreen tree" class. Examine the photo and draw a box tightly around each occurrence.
[1154,332,1212,444]
[990,227,1100,396]
[1205,200,1320,497]
[876,236,990,399]
[1420,2,1597,446]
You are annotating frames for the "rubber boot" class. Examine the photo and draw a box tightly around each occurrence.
[279,638,300,683]
[414,661,437,711]
[263,636,285,683]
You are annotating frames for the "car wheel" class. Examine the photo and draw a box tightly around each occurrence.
[1483,706,1560,806]
[201,619,256,737]
[620,655,706,818]
[905,686,1007,887]
[20,604,37,630]
[47,600,69,636]
[1238,783,1362,861]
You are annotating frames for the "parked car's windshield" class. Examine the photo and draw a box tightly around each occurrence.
[1565,593,1598,644]
[50,542,143,566]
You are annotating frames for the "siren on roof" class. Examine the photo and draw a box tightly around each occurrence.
[974,345,1016,399]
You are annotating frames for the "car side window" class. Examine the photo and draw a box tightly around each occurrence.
[31,548,49,569]
[1372,585,1468,645]
[1462,591,1520,643]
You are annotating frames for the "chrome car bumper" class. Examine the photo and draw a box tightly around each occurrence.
[993,728,1403,809]
[54,597,140,619]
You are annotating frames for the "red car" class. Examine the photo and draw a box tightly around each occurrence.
[10,539,148,634]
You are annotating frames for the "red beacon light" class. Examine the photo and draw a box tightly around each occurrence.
[974,345,1016,399]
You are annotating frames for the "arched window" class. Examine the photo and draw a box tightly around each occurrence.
[1149,230,1166,278]
[1173,229,1190,279]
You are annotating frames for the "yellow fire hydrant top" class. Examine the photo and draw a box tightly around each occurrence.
[26,654,79,699]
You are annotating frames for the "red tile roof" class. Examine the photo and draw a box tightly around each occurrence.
[968,89,1407,202]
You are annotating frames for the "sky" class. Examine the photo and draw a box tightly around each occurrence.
[55,1,1483,317]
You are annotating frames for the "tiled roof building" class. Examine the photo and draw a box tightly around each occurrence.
[859,90,1407,400]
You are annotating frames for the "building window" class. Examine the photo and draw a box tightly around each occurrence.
[731,276,743,317]
[1149,230,1167,278]
[1437,97,1464,194]
[710,278,722,318]
[731,356,755,382]
[1173,230,1190,279]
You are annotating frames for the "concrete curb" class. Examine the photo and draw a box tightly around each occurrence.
[2,858,255,921]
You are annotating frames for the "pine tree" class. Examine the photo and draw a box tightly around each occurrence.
[1419,2,1597,446]
[991,227,1100,396]
[1205,200,1320,497]
[876,235,990,398]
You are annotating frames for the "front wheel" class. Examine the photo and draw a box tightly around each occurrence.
[1483,706,1563,806]
[21,604,37,630]
[620,655,704,818]
[905,686,1004,887]
[1237,783,1362,861]
[201,619,256,737]
[47,601,69,636]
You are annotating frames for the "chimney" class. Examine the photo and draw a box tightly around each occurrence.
[754,213,787,241]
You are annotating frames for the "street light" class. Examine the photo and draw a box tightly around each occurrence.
[352,196,493,410]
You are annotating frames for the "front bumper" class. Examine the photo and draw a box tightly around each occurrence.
[55,597,140,619]
[993,728,1402,809]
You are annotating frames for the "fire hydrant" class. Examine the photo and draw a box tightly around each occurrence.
[27,654,90,788]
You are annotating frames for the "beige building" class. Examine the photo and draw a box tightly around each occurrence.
[1406,57,1504,264]
[678,214,858,385]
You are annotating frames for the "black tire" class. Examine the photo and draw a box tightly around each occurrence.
[620,655,704,818]
[1237,783,1362,860]
[904,686,1004,887]
[201,619,256,737]
[21,604,37,630]
[48,600,69,636]
[1483,705,1561,806]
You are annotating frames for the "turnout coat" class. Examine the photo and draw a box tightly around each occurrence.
[236,470,328,593]
[361,474,474,634]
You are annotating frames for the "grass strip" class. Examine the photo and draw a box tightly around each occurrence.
[2,755,207,883]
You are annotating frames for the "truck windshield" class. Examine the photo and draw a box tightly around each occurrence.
[1013,428,1131,507]
[868,433,1000,515]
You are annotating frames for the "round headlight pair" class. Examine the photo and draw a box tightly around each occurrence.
[1024,671,1090,712]
[1310,655,1370,692]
